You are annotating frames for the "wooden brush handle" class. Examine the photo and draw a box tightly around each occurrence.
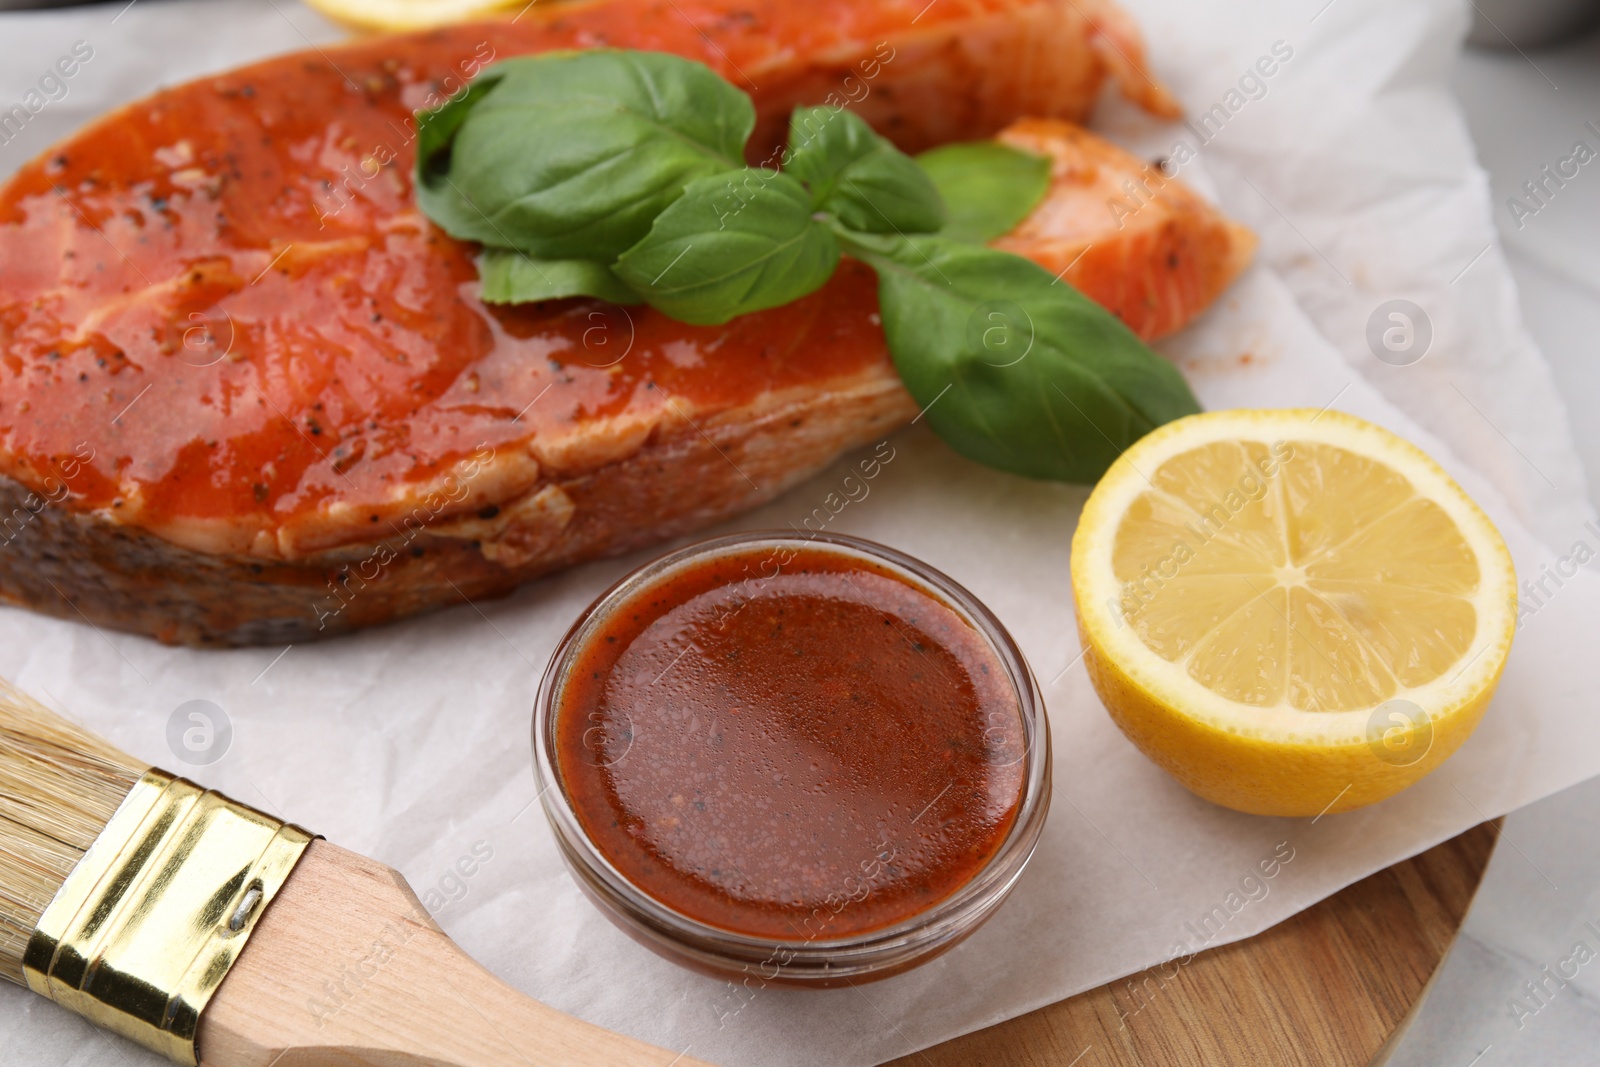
[199,840,709,1067]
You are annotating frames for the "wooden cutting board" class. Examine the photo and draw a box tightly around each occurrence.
[894,821,1498,1067]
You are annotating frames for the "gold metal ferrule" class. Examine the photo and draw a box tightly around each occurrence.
[22,768,314,1065]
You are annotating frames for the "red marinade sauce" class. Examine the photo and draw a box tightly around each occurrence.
[554,543,1026,940]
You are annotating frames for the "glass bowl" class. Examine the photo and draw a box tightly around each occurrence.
[532,531,1051,986]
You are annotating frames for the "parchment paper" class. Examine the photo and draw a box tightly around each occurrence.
[2,1,1598,1064]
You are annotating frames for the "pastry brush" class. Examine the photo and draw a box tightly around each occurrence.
[0,679,707,1066]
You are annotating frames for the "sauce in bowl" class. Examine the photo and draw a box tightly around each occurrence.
[535,532,1050,983]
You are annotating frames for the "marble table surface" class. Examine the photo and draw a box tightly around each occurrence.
[1388,25,1600,1067]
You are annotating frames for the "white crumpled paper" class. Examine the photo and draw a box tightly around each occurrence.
[2,0,1598,1063]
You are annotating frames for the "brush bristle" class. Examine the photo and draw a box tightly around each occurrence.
[0,681,146,984]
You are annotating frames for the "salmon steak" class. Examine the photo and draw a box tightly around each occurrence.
[0,0,1253,646]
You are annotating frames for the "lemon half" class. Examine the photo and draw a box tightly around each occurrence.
[304,0,520,33]
[1071,409,1516,816]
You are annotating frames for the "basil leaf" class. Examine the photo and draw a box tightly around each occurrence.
[915,142,1051,243]
[477,249,642,305]
[415,73,502,183]
[784,106,945,234]
[614,169,840,326]
[416,51,755,261]
[839,230,1199,482]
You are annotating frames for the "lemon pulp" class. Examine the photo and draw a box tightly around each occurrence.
[1115,438,1481,711]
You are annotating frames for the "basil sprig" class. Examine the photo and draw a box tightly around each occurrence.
[415,49,1201,482]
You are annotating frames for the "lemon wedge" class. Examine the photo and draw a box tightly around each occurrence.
[1071,409,1515,816]
[303,0,519,33]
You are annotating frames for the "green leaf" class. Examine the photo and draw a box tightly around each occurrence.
[837,230,1199,482]
[614,169,840,326]
[783,106,945,234]
[915,142,1051,243]
[415,51,755,261]
[477,249,642,305]
[414,73,503,187]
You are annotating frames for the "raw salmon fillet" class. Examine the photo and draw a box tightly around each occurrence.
[0,0,1248,645]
